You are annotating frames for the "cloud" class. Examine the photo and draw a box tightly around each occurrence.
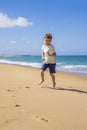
[0,12,33,28]
[10,41,16,44]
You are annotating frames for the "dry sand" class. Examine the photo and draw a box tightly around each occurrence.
[0,63,87,130]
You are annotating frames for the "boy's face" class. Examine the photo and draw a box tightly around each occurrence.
[44,38,51,45]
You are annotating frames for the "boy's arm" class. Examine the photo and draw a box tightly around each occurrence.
[41,51,45,61]
[41,45,45,61]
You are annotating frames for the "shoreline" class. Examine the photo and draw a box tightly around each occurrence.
[0,55,87,77]
[0,62,87,78]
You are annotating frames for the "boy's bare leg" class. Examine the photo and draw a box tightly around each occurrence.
[38,70,44,85]
[50,73,56,88]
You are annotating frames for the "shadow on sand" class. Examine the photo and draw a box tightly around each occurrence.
[42,86,87,95]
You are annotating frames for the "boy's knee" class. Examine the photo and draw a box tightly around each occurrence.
[41,70,44,73]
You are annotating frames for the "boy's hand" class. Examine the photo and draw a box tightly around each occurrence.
[47,51,56,56]
[42,56,45,61]
[52,52,56,56]
[47,51,50,56]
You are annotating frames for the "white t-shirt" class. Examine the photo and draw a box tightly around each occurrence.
[42,44,56,64]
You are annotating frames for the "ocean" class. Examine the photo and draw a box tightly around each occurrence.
[0,55,87,76]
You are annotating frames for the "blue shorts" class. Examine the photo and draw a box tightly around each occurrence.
[41,63,56,73]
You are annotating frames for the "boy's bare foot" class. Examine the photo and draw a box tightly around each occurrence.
[38,80,44,85]
[53,82,56,88]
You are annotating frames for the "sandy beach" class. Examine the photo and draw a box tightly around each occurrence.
[0,63,87,130]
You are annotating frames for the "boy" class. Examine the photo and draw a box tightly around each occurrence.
[39,33,56,88]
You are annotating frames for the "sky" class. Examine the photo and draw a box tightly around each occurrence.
[0,0,87,55]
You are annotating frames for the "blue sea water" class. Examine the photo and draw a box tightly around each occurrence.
[0,55,87,76]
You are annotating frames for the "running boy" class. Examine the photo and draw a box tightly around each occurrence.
[39,34,56,88]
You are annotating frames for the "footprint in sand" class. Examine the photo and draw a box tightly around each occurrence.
[33,116,48,123]
[12,95,16,97]
[15,104,21,107]
[1,119,16,127]
[7,89,15,92]
[26,86,31,89]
